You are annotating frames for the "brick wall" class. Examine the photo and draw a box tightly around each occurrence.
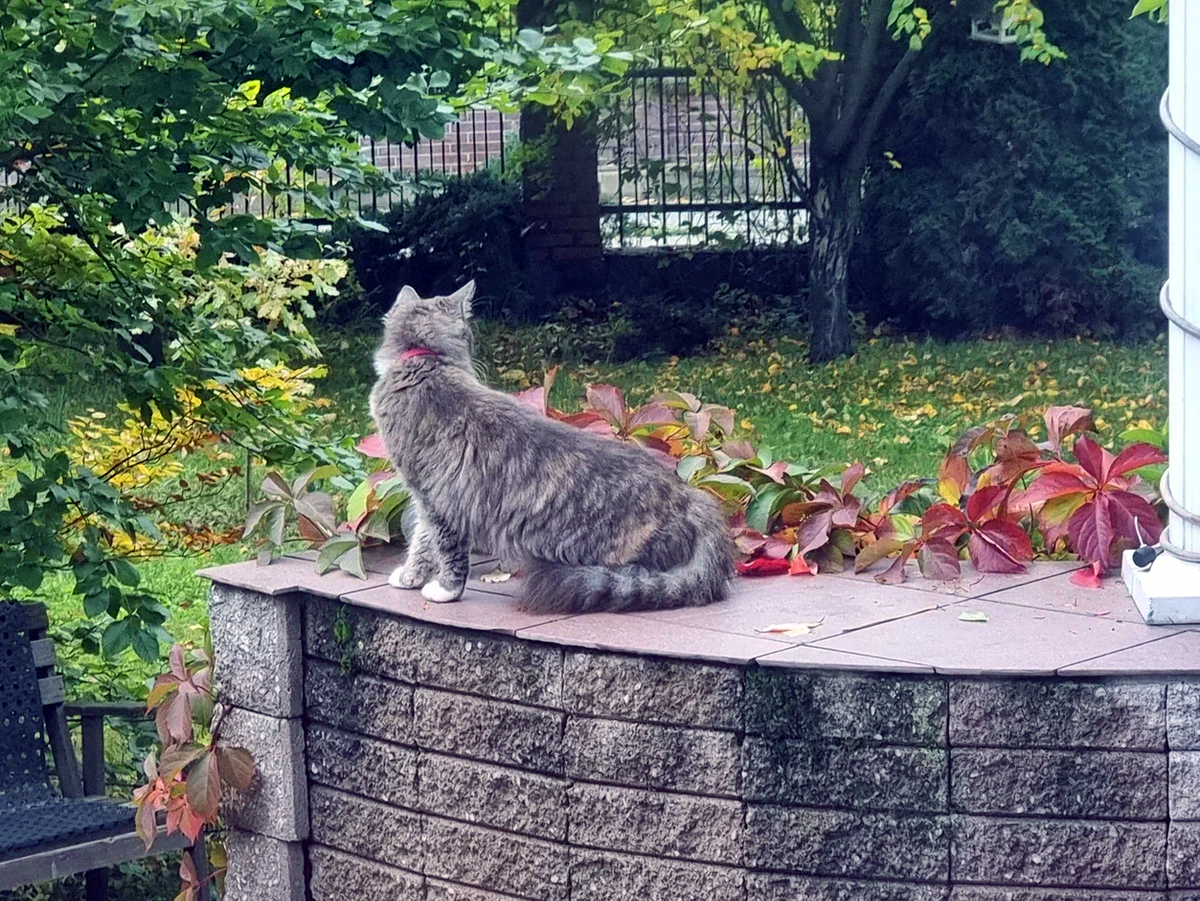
[211,585,1200,900]
[521,111,603,283]
[294,598,1196,900]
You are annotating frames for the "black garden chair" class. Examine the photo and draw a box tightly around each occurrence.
[0,601,207,900]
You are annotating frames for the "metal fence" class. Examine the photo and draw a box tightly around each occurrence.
[598,67,810,248]
[211,110,519,220]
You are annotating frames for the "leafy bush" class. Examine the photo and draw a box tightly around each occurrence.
[855,0,1167,337]
[2,210,357,662]
[134,642,256,901]
[335,172,533,323]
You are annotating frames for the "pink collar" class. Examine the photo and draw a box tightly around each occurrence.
[400,347,439,362]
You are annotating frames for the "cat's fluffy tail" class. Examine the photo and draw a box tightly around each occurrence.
[517,502,734,614]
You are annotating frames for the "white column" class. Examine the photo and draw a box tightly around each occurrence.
[1124,2,1200,624]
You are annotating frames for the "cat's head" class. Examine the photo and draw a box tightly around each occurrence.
[375,281,475,377]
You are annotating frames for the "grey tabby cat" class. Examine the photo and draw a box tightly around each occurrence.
[368,280,734,612]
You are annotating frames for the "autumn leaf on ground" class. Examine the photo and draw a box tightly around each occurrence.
[1069,561,1104,589]
[756,619,825,637]
[479,569,513,583]
[736,557,791,576]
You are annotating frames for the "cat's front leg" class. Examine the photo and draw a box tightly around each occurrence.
[388,505,438,589]
[420,515,470,604]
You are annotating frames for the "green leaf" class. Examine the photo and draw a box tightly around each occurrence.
[337,544,367,579]
[316,535,360,574]
[244,501,282,538]
[697,474,755,501]
[101,618,136,658]
[677,455,708,483]
[291,465,340,497]
[131,627,161,663]
[110,557,140,587]
[265,506,286,548]
[346,479,372,523]
[516,28,545,51]
[746,484,790,533]
[83,590,110,618]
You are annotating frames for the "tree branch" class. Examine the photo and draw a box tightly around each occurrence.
[770,66,821,119]
[846,46,920,201]
[761,0,816,45]
[824,0,891,158]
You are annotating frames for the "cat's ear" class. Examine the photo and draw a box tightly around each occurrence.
[396,285,420,305]
[447,280,475,320]
[385,285,420,321]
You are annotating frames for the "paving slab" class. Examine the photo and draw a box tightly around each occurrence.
[830,559,1083,600]
[810,599,1185,676]
[634,573,942,645]
[342,582,571,636]
[516,613,795,665]
[982,570,1150,623]
[1060,629,1200,676]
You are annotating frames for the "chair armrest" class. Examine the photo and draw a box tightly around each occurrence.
[64,700,148,719]
[65,702,149,796]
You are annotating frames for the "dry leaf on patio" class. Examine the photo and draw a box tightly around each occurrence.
[958,611,989,623]
[756,619,825,637]
[479,569,513,583]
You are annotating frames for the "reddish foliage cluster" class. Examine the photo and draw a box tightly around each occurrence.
[134,644,255,897]
[509,385,1166,587]
[299,378,1166,589]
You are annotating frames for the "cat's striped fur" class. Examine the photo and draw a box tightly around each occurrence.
[368,281,734,612]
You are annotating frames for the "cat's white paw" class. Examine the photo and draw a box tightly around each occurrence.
[388,566,424,589]
[421,580,461,603]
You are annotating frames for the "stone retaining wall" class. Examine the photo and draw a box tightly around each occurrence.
[209,585,1200,901]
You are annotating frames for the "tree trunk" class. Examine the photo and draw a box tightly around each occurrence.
[806,161,857,362]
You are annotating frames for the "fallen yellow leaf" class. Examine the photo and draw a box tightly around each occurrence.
[756,620,825,638]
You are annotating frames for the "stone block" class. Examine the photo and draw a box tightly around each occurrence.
[423,815,569,901]
[747,874,951,901]
[569,849,744,901]
[221,707,307,841]
[564,716,741,797]
[951,890,1165,901]
[1175,752,1200,820]
[951,681,1166,750]
[309,785,423,872]
[567,782,743,865]
[306,723,418,807]
[414,687,564,773]
[744,805,950,883]
[305,658,414,744]
[426,880,516,901]
[210,585,301,718]
[223,829,305,901]
[563,651,743,729]
[305,597,420,682]
[952,816,1167,889]
[418,752,568,840]
[308,845,423,901]
[1171,682,1200,750]
[746,670,947,747]
[1171,822,1200,887]
[414,627,562,706]
[744,737,947,814]
[952,748,1168,820]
